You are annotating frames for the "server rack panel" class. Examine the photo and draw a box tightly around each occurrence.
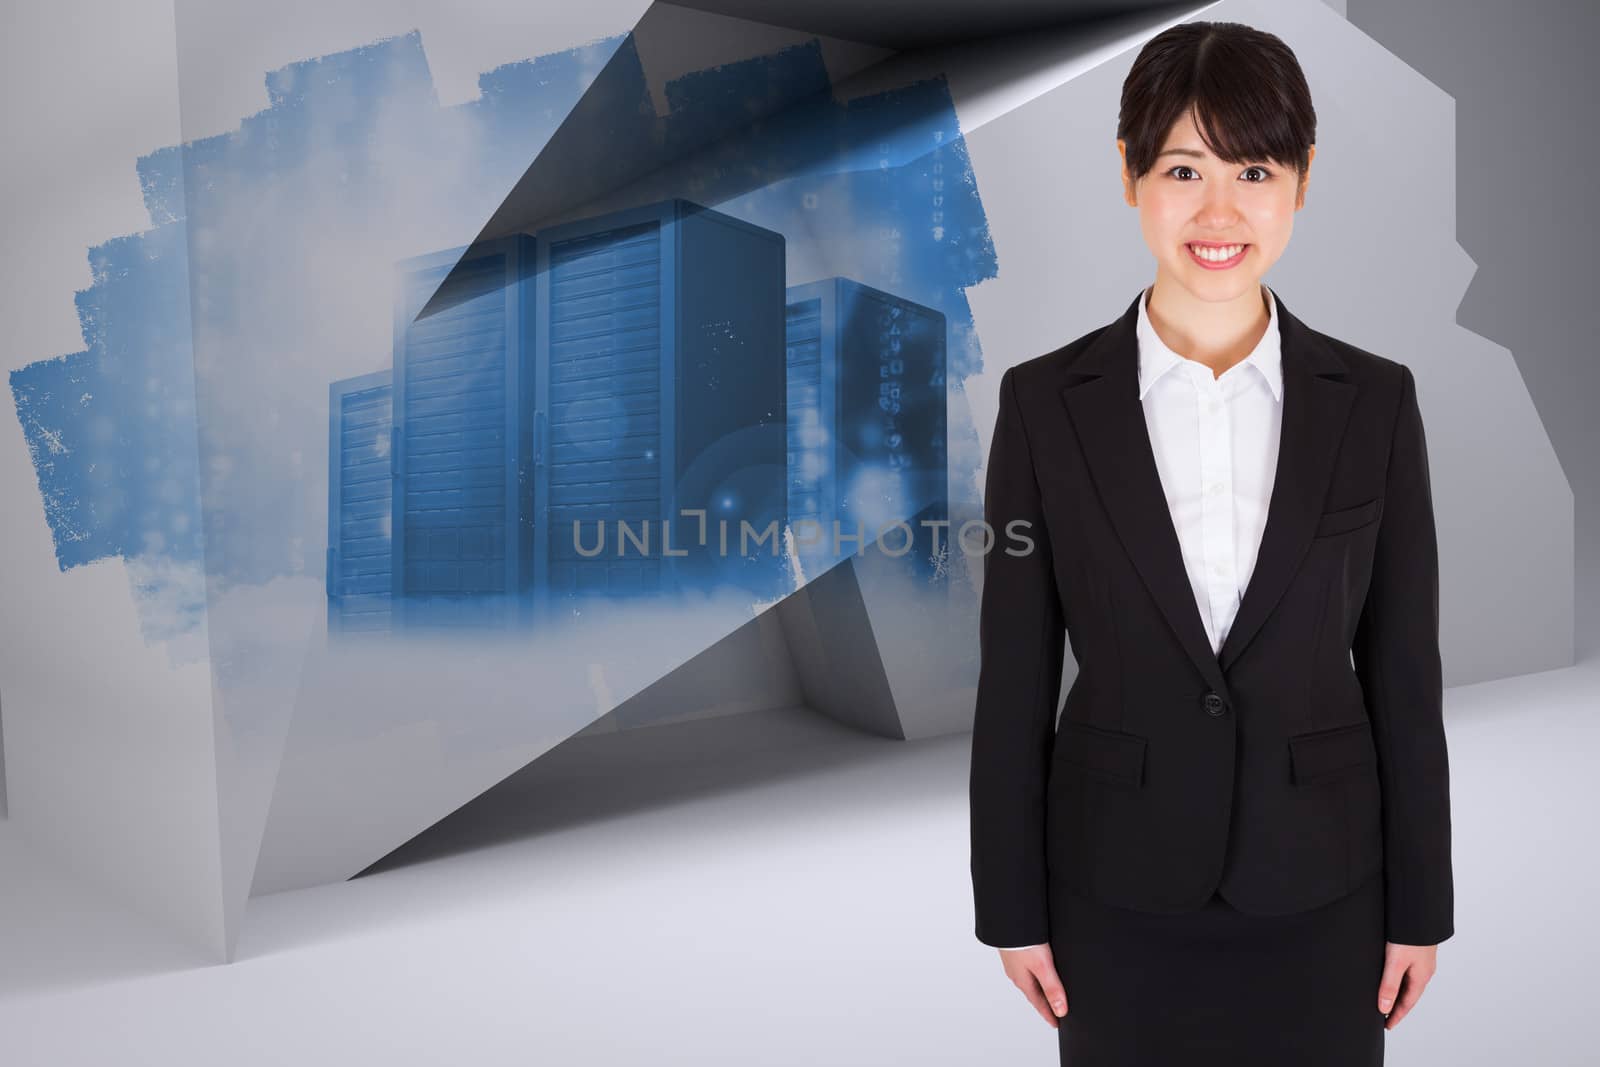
[532,199,787,611]
[783,277,948,576]
[391,235,536,630]
[672,200,789,592]
[327,369,394,634]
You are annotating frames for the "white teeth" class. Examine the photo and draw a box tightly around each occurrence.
[1190,243,1245,262]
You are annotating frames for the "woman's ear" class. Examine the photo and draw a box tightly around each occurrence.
[1117,138,1138,207]
[1295,144,1316,210]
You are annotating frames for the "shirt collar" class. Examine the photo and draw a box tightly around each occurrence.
[1135,284,1284,402]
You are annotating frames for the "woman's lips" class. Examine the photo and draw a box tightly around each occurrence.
[1186,242,1249,270]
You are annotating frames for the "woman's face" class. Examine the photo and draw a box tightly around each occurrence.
[1120,109,1313,302]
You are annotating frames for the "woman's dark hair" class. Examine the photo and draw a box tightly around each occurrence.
[1118,21,1317,185]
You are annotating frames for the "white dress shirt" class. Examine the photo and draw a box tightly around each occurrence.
[993,284,1284,951]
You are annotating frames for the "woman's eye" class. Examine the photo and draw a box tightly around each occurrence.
[1164,165,1273,182]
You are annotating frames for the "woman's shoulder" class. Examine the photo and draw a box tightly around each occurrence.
[1005,321,1116,388]
[1310,325,1418,396]
[1308,325,1408,376]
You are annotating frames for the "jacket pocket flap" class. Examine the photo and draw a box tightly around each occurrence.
[1314,497,1382,538]
[1056,721,1147,786]
[1288,721,1377,784]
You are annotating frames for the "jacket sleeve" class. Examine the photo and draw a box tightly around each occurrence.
[969,365,1068,948]
[1352,363,1455,946]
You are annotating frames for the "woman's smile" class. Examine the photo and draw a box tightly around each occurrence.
[1186,241,1250,269]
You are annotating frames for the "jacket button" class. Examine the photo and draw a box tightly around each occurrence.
[1202,692,1227,717]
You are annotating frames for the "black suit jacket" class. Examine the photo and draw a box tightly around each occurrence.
[969,287,1454,949]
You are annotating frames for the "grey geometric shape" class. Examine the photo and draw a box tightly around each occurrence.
[775,556,905,739]
[7,0,1561,971]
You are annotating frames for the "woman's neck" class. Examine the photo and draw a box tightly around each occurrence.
[1144,279,1272,379]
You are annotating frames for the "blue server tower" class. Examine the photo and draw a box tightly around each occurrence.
[391,235,537,630]
[531,199,787,610]
[784,277,948,577]
[327,369,395,634]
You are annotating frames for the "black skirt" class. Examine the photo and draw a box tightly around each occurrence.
[1048,872,1387,1066]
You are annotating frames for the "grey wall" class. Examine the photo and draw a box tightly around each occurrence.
[1349,0,1600,658]
[1,0,1590,968]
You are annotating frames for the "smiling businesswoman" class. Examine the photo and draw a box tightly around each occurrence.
[967,21,1454,1067]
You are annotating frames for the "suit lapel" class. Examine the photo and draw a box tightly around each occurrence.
[1059,291,1228,698]
[1218,291,1354,670]
[1057,286,1352,696]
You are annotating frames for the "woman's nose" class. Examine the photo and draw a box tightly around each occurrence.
[1195,196,1242,227]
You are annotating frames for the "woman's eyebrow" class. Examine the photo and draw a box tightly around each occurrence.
[1157,148,1208,159]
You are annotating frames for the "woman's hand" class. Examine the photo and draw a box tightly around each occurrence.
[999,945,1070,1028]
[1377,941,1438,1029]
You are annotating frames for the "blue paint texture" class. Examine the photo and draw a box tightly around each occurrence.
[9,220,201,572]
[10,24,997,644]
[11,31,620,620]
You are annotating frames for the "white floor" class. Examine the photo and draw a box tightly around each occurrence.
[1,653,1596,1066]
